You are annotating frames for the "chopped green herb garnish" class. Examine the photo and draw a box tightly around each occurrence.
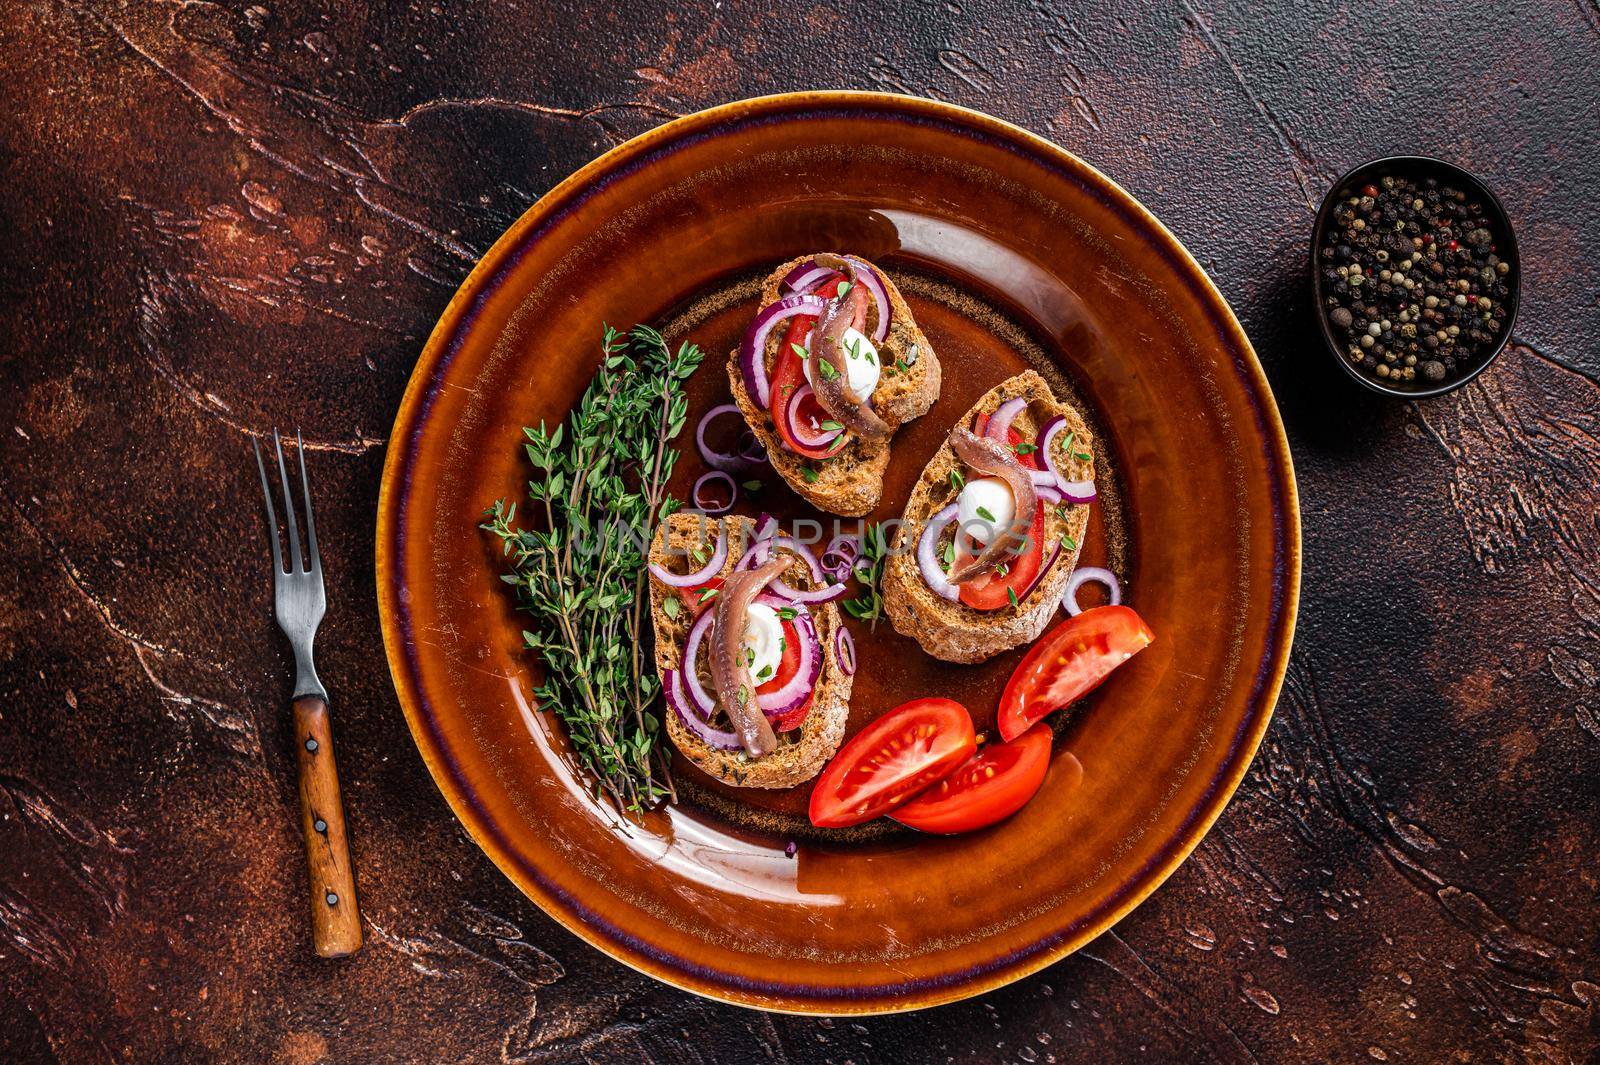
[1014,442,1038,455]
[741,479,763,492]
[1007,586,1019,607]
[835,281,852,298]
[777,606,798,620]
[1074,451,1092,462]
[698,586,719,602]
[846,337,862,360]
[817,360,840,382]
[790,342,809,359]
[801,466,819,483]
[662,596,681,619]
[950,469,966,492]
[820,419,844,432]
[690,543,708,564]
[995,561,1010,578]
[976,505,996,523]
[1060,533,1078,550]
[756,664,773,681]
[745,647,756,667]
[942,540,956,567]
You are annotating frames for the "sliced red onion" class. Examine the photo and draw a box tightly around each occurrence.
[1062,566,1122,616]
[781,261,835,294]
[1018,542,1063,604]
[735,515,779,570]
[986,397,1028,442]
[842,257,892,343]
[779,258,890,342]
[692,470,736,514]
[768,536,824,580]
[786,384,843,448]
[771,579,849,604]
[696,405,763,473]
[835,627,856,676]
[736,430,767,464]
[820,533,860,580]
[739,295,827,409]
[647,522,728,587]
[1039,415,1097,503]
[915,502,961,602]
[681,607,718,716]
[664,669,740,750]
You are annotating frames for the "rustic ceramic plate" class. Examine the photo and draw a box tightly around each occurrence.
[377,92,1299,1014]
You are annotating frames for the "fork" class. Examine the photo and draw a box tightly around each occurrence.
[254,429,362,958]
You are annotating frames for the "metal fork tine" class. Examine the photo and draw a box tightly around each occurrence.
[254,437,285,574]
[296,428,321,575]
[273,427,304,573]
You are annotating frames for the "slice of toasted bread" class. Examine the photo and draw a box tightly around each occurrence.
[883,371,1095,664]
[648,513,852,788]
[726,255,942,517]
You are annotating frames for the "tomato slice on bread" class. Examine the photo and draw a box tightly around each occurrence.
[973,412,1042,470]
[770,275,847,458]
[955,502,1046,612]
[891,724,1052,834]
[808,698,976,828]
[758,616,813,732]
[997,605,1154,741]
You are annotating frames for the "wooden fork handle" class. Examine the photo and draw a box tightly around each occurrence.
[293,695,362,958]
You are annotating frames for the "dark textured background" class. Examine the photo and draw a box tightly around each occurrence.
[3,0,1598,1061]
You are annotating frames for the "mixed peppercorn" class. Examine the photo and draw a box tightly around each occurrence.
[1319,173,1513,388]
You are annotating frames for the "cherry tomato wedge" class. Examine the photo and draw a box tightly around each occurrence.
[808,698,976,828]
[973,412,1042,470]
[997,605,1154,742]
[890,724,1052,834]
[770,275,846,459]
[682,576,724,614]
[956,501,1046,612]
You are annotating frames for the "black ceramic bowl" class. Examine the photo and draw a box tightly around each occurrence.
[1310,155,1520,398]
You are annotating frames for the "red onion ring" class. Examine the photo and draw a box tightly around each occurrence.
[1039,415,1097,503]
[696,404,764,473]
[786,385,844,448]
[1018,542,1063,604]
[915,502,961,602]
[779,258,890,342]
[985,396,1028,442]
[820,533,860,580]
[738,295,827,409]
[781,262,836,294]
[692,470,736,514]
[770,579,849,604]
[680,606,719,717]
[1062,566,1122,616]
[736,430,767,464]
[647,522,728,587]
[842,257,891,343]
[664,669,740,750]
[835,627,856,676]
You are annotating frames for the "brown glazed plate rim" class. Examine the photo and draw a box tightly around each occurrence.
[376,91,1302,1013]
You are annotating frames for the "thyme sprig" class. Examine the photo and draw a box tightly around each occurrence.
[482,324,703,812]
[843,521,892,629]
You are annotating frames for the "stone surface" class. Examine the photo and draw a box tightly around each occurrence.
[3,1,1598,1061]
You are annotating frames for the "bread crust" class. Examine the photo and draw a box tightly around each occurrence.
[648,513,851,788]
[883,371,1096,664]
[726,255,942,517]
